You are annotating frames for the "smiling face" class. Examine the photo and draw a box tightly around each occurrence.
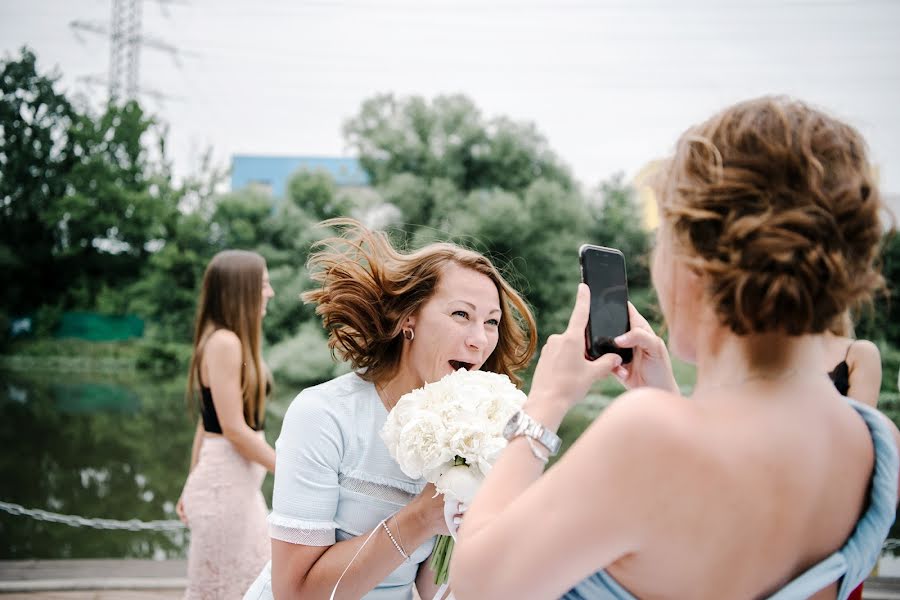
[402,262,502,385]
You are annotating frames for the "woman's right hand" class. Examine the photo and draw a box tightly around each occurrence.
[610,302,679,394]
[407,483,449,537]
[176,491,188,525]
[528,284,625,411]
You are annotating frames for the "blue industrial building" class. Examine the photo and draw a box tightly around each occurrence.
[230,155,370,197]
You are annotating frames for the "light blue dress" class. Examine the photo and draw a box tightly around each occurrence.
[563,399,899,600]
[244,372,435,600]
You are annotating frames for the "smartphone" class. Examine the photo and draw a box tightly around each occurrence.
[579,244,633,364]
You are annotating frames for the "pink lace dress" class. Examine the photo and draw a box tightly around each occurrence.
[182,433,270,599]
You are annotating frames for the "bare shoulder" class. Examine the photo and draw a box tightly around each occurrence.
[204,329,242,365]
[578,387,701,467]
[850,339,881,365]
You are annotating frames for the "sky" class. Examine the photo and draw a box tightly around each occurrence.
[2,0,900,193]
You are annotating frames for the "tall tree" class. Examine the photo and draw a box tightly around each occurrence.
[0,48,77,314]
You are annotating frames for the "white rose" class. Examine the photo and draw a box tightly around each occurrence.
[435,464,483,503]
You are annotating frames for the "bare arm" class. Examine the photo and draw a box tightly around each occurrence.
[414,553,441,600]
[272,485,447,599]
[205,330,276,472]
[451,284,675,599]
[452,389,684,600]
[847,339,882,408]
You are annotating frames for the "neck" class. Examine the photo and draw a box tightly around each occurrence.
[693,321,826,394]
[374,363,423,412]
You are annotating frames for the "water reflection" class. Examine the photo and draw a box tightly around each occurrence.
[2,371,899,566]
[0,371,282,559]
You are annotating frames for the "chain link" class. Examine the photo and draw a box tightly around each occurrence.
[3,498,900,554]
[0,500,185,532]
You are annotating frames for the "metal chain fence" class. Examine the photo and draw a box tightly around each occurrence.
[0,500,185,532]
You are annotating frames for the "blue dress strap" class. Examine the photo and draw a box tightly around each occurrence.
[563,399,898,600]
[768,399,898,600]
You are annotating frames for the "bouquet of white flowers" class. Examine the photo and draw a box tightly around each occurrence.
[381,368,527,585]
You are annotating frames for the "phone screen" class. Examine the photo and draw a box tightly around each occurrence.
[580,244,633,363]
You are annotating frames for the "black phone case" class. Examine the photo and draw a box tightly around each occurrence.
[579,244,633,364]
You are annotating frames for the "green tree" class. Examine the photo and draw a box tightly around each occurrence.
[344,94,575,227]
[0,47,77,314]
[52,101,175,309]
[1,47,183,318]
[285,170,350,222]
[587,173,652,289]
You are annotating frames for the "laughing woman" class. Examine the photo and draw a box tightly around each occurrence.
[244,220,537,599]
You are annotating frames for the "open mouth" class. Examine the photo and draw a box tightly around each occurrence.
[449,360,475,371]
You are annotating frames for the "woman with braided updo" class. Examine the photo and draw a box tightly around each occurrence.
[452,97,900,600]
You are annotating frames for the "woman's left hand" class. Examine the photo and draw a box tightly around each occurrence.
[528,284,624,411]
[609,302,679,393]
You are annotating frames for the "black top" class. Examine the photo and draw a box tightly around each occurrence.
[827,341,855,397]
[200,385,265,433]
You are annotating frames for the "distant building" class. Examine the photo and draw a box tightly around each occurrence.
[230,155,370,197]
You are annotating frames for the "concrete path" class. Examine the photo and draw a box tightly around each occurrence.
[0,560,185,595]
[3,559,900,599]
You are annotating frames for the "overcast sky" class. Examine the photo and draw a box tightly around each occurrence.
[2,0,899,193]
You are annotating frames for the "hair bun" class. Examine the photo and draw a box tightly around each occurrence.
[666,96,884,335]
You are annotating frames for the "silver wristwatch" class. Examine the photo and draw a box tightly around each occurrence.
[503,410,562,456]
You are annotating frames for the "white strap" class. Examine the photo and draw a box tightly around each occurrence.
[329,518,386,600]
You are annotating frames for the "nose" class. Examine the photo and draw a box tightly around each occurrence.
[466,324,488,352]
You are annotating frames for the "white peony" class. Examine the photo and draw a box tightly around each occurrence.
[380,368,528,587]
[381,367,526,484]
[435,464,484,504]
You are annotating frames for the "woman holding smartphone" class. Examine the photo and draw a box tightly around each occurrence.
[452,97,899,600]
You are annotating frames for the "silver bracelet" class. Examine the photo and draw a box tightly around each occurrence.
[526,436,549,465]
[381,519,410,562]
[391,515,407,556]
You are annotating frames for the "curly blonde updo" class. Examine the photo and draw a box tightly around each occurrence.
[661,96,884,336]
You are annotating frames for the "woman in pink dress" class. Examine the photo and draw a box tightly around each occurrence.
[176,250,277,599]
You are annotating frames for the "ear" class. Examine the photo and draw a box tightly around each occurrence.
[404,315,417,329]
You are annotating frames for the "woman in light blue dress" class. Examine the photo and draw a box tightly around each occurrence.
[244,220,537,599]
[452,97,900,600]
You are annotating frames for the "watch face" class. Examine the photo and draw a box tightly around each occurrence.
[503,411,521,438]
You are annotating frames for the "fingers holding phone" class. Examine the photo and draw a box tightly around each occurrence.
[611,302,679,393]
[529,284,624,410]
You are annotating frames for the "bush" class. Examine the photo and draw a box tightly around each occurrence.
[135,341,193,377]
[266,322,347,388]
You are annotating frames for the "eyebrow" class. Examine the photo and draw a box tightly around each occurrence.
[452,300,502,316]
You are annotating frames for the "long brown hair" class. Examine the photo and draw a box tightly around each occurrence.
[187,250,268,428]
[302,219,537,386]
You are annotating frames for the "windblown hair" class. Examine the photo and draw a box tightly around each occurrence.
[659,96,884,336]
[302,219,537,386]
[187,250,269,429]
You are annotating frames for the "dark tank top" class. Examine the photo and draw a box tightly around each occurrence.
[200,384,265,433]
[828,341,856,396]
